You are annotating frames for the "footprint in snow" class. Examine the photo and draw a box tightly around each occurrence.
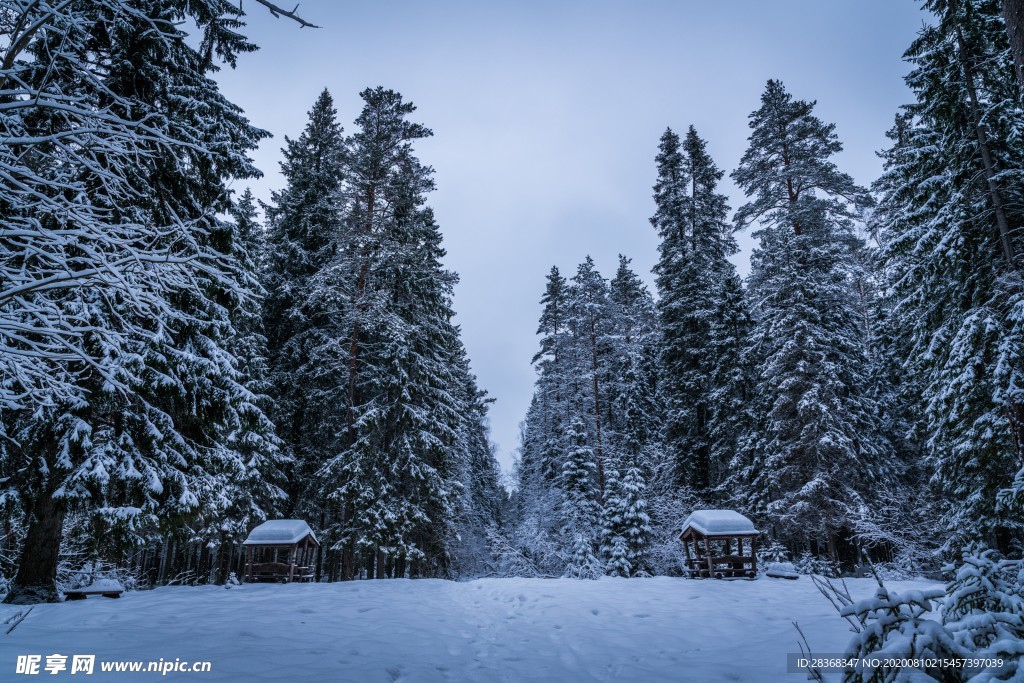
[357,607,373,613]
[590,609,600,615]
[386,666,403,682]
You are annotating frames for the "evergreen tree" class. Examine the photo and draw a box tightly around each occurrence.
[261,89,348,524]
[561,418,602,578]
[600,464,652,576]
[566,257,615,504]
[320,88,474,579]
[651,126,744,492]
[731,80,881,561]
[532,266,572,487]
[3,1,278,603]
[877,0,1024,550]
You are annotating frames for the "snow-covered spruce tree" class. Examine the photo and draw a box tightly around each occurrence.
[3,2,284,603]
[261,89,348,533]
[600,464,652,577]
[532,266,574,490]
[203,189,288,583]
[565,257,617,505]
[731,80,882,562]
[561,417,603,579]
[651,127,745,493]
[600,256,658,575]
[505,267,574,576]
[607,255,661,465]
[318,88,478,580]
[877,0,1024,551]
[847,205,940,572]
[0,1,313,417]
[706,272,753,495]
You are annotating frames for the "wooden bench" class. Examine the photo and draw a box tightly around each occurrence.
[64,589,123,600]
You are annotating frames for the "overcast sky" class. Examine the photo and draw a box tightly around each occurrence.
[215,0,927,475]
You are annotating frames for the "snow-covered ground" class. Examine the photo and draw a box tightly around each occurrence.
[2,576,937,681]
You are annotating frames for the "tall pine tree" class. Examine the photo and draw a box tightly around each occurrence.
[731,80,881,562]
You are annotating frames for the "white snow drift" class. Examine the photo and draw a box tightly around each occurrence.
[1,576,937,681]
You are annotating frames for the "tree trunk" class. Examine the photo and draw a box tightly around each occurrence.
[4,492,66,604]
[395,555,406,579]
[1003,0,1024,88]
[955,22,1018,269]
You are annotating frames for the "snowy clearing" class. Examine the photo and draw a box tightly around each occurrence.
[2,576,938,681]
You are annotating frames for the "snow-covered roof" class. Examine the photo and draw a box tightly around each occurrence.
[680,510,758,537]
[243,519,319,546]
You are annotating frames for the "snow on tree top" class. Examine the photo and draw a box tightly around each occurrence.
[681,510,758,537]
[242,520,318,546]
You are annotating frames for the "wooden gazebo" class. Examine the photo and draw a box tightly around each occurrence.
[242,519,320,583]
[679,510,759,579]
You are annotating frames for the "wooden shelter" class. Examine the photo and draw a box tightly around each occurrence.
[242,520,320,583]
[679,510,759,579]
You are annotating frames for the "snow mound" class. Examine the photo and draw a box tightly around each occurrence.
[80,578,124,592]
[681,509,757,536]
[765,562,799,579]
[243,519,317,546]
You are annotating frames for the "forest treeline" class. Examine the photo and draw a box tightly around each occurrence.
[502,0,1024,583]
[0,1,502,604]
[2,3,1024,653]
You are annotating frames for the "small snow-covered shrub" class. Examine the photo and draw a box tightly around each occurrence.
[941,547,1024,675]
[563,533,603,580]
[605,535,632,577]
[487,520,566,578]
[795,550,838,577]
[757,540,791,574]
[871,561,921,582]
[807,545,1024,682]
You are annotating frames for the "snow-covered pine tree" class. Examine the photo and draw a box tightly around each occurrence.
[0,1,313,417]
[877,0,1024,551]
[206,189,288,583]
[731,80,882,562]
[532,267,573,489]
[601,256,659,575]
[706,272,752,494]
[566,257,615,505]
[600,464,652,577]
[261,89,348,530]
[651,126,744,492]
[3,1,281,603]
[607,255,661,464]
[318,88,474,580]
[505,268,574,576]
[561,417,602,579]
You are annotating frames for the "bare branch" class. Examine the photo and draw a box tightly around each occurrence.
[250,0,319,28]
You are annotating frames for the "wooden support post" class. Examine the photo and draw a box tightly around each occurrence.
[704,537,713,578]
